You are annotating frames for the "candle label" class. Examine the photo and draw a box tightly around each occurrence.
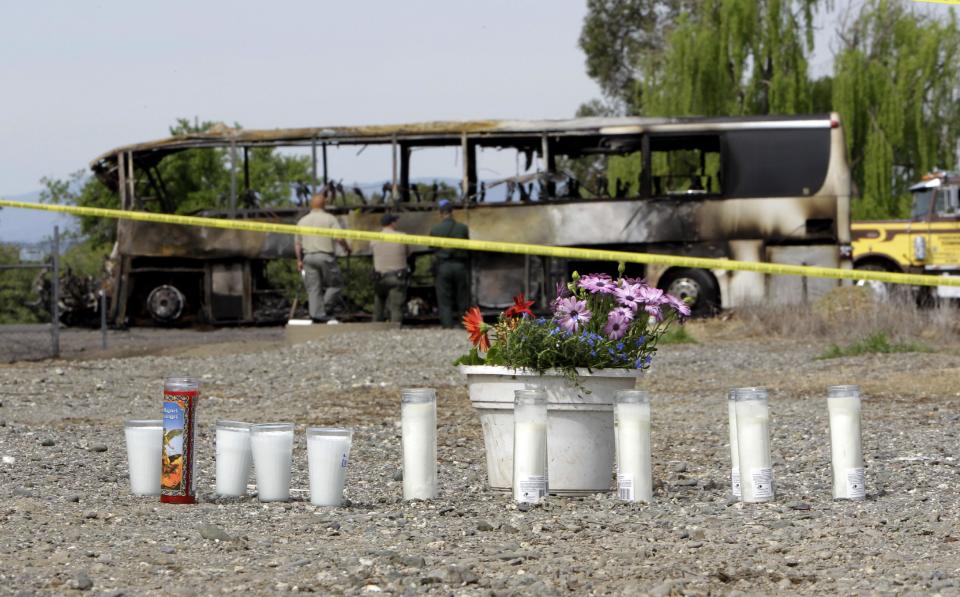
[846,467,865,498]
[161,388,198,504]
[340,452,349,468]
[750,468,774,499]
[731,467,741,497]
[617,473,635,501]
[517,475,547,503]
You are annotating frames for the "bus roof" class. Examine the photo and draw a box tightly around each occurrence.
[90,113,837,186]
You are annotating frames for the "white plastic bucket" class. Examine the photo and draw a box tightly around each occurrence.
[459,365,642,495]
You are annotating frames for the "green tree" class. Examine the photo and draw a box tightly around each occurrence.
[641,0,821,117]
[833,0,960,219]
[0,245,45,324]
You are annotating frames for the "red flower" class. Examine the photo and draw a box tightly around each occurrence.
[503,293,535,319]
[462,307,491,352]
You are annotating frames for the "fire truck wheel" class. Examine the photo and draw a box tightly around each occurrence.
[146,285,186,323]
[660,268,720,317]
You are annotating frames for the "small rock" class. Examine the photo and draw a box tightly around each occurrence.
[159,546,176,554]
[675,479,698,487]
[55,367,65,375]
[83,510,98,519]
[66,494,80,503]
[88,445,108,453]
[670,462,688,473]
[71,572,93,591]
[325,521,341,531]
[650,579,685,597]
[517,502,531,512]
[2,455,15,464]
[199,524,234,541]
[501,523,520,533]
[392,469,403,482]
[702,479,718,490]
[788,502,812,511]
[477,520,496,532]
[396,554,425,568]
[13,487,34,497]
[40,438,55,447]
[688,541,704,549]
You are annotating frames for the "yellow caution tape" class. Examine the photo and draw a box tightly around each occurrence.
[1,198,958,288]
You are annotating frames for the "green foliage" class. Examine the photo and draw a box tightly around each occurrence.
[833,0,960,219]
[641,0,820,117]
[818,331,932,359]
[0,245,45,324]
[61,238,111,278]
[338,257,375,313]
[41,170,117,245]
[658,325,697,344]
[264,259,306,304]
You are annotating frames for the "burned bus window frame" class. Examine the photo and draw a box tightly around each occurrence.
[645,133,724,199]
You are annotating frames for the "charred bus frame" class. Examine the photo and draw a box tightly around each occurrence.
[91,114,852,325]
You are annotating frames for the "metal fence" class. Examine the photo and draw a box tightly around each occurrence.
[0,226,108,362]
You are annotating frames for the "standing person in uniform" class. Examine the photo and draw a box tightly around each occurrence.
[295,190,351,322]
[429,199,470,328]
[370,213,411,323]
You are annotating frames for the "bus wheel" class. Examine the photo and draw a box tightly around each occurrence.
[146,285,185,323]
[660,269,719,317]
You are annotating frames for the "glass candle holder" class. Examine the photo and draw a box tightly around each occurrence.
[215,421,252,497]
[827,385,865,500]
[250,423,295,502]
[306,427,353,507]
[124,419,163,496]
[727,389,741,498]
[614,390,652,503]
[401,388,437,500]
[734,387,774,503]
[513,389,548,504]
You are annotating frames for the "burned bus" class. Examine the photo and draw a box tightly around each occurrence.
[90,114,852,325]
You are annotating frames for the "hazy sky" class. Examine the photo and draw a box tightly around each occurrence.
[1,1,955,196]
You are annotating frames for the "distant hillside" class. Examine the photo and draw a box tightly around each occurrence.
[0,190,76,244]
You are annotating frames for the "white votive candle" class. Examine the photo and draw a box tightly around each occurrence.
[727,390,741,497]
[250,423,295,502]
[734,387,775,503]
[401,388,437,500]
[615,390,652,502]
[124,419,163,496]
[513,389,548,504]
[215,421,252,497]
[828,385,865,500]
[306,427,353,507]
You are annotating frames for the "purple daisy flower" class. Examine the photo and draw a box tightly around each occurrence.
[551,280,573,309]
[554,297,591,333]
[638,285,664,305]
[612,306,635,322]
[604,309,630,340]
[578,274,617,295]
[644,303,663,321]
[663,293,692,318]
[614,283,644,311]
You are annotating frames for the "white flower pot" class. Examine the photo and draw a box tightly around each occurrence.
[459,365,642,495]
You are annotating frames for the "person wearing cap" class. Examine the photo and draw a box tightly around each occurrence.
[429,199,471,328]
[295,189,351,322]
[370,213,411,323]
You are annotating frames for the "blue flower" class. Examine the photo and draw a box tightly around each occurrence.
[616,342,625,351]
[634,358,644,369]
[590,350,597,357]
[535,318,547,325]
[644,355,652,365]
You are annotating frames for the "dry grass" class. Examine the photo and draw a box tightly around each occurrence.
[688,286,960,348]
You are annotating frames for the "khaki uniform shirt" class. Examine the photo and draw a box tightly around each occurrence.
[296,209,341,254]
[371,228,409,273]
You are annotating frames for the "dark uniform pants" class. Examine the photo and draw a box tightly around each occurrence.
[435,260,470,328]
[302,253,343,320]
[373,271,407,323]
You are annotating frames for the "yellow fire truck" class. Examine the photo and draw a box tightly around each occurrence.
[852,171,960,300]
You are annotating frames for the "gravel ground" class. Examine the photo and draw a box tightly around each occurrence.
[1,327,959,595]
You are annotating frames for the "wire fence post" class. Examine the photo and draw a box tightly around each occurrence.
[50,226,60,358]
[100,289,107,349]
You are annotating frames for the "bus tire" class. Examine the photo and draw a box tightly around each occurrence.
[658,268,720,317]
